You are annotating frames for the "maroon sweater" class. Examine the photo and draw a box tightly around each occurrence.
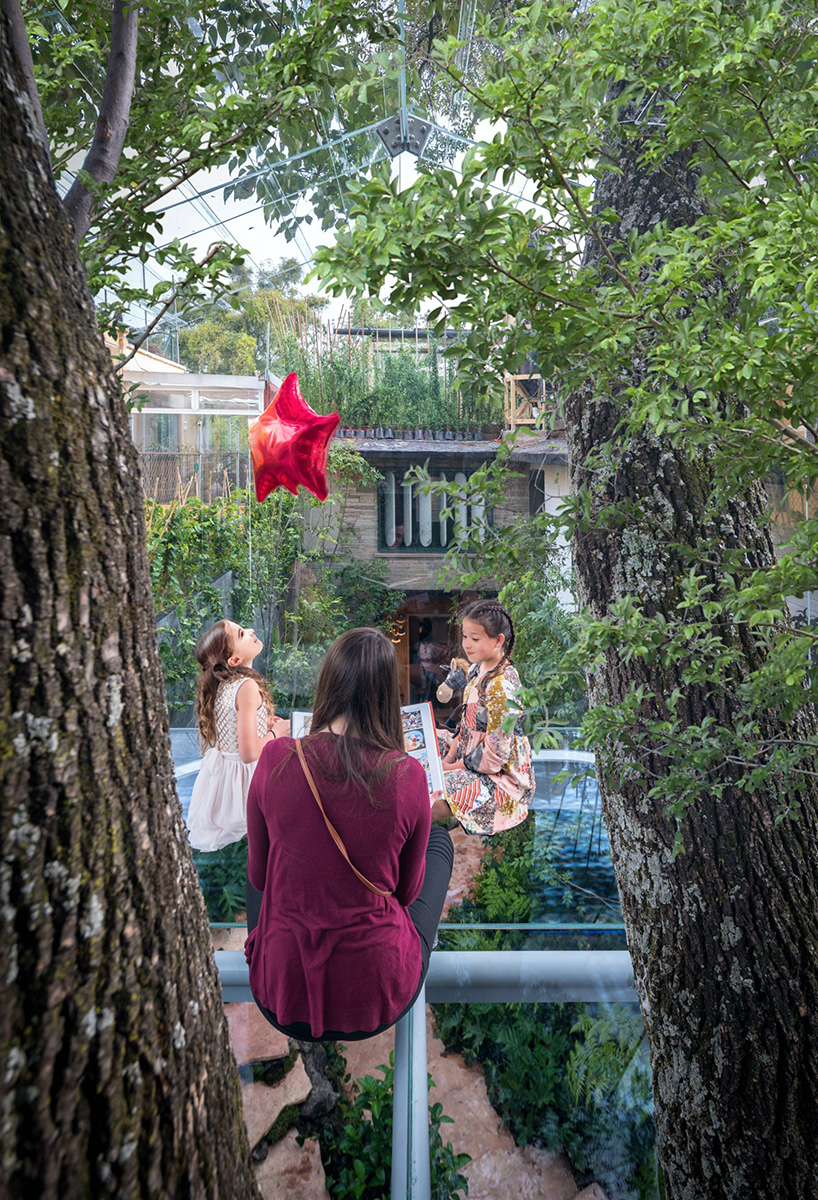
[245,733,431,1037]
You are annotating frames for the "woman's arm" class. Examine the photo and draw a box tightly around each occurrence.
[394,766,432,907]
[246,764,270,892]
[236,679,288,763]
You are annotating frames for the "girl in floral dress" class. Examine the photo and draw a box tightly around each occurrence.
[440,600,534,836]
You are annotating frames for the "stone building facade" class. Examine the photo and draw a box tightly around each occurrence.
[307,432,570,707]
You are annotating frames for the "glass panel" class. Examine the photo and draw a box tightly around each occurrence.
[402,480,414,546]
[380,471,411,549]
[140,449,252,502]
[384,470,396,546]
[437,472,448,547]
[532,751,623,926]
[469,478,485,541]
[426,997,656,1200]
[454,471,468,537]
[418,487,433,546]
[175,727,628,949]
[439,738,626,952]
[375,464,494,552]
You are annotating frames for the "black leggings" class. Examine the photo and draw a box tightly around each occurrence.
[245,825,454,1042]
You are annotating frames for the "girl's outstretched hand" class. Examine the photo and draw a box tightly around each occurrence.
[270,716,291,738]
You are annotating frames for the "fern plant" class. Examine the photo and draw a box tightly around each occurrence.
[317,1054,469,1200]
[568,1006,651,1110]
[191,839,248,922]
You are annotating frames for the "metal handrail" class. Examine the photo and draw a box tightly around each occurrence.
[216,949,636,1004]
[215,950,636,1200]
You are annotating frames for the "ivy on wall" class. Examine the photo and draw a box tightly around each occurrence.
[145,443,403,717]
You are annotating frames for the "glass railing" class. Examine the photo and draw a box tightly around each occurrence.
[172,729,656,1200]
[171,729,629,941]
[438,742,628,953]
[416,989,654,1200]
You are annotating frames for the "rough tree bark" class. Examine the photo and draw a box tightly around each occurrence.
[0,11,259,1199]
[565,89,818,1198]
[0,0,49,167]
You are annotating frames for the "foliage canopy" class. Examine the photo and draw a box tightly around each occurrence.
[315,0,818,837]
[26,0,394,336]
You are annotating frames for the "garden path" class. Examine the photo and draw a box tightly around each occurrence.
[342,1009,598,1200]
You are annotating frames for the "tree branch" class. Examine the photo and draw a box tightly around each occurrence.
[737,83,803,188]
[115,244,226,369]
[62,0,139,243]
[0,0,51,171]
[767,415,818,456]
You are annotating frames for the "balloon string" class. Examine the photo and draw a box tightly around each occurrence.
[248,439,253,613]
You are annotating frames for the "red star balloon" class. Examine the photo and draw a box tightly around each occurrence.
[249,373,340,503]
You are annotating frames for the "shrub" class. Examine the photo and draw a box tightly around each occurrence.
[431,1000,655,1200]
[191,839,247,922]
[318,1053,469,1200]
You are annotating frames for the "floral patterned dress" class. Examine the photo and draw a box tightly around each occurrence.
[443,662,534,836]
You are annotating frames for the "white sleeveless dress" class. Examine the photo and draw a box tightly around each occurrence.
[186,677,268,852]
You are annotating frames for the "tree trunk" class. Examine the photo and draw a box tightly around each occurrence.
[565,90,818,1199]
[0,14,258,1199]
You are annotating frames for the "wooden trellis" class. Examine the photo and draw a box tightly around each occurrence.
[504,372,544,430]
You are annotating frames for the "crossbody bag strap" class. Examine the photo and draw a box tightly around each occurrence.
[295,739,392,899]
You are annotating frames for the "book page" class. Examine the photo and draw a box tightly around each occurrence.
[400,702,446,800]
[291,711,313,739]
[290,703,446,803]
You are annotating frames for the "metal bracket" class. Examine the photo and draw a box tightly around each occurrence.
[376,115,432,158]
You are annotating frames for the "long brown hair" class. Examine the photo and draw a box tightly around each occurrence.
[194,619,274,751]
[461,599,516,697]
[302,628,406,802]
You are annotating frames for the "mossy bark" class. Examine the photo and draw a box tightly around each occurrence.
[0,14,258,1199]
[565,91,818,1199]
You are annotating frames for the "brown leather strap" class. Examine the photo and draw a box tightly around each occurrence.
[295,739,392,898]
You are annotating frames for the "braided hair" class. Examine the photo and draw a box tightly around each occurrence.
[460,599,516,697]
[194,619,274,751]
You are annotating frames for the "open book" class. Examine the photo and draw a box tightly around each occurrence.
[291,701,446,803]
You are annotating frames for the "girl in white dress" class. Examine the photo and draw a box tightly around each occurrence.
[186,619,290,852]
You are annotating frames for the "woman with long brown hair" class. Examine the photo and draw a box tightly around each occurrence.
[245,627,454,1041]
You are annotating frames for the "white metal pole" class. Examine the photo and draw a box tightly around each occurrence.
[391,984,430,1200]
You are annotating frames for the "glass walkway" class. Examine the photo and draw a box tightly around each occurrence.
[171,733,651,1200]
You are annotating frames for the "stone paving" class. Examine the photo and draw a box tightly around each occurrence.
[341,1008,605,1200]
[225,1000,289,1064]
[254,1130,328,1199]
[241,1061,311,1152]
[441,825,487,916]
